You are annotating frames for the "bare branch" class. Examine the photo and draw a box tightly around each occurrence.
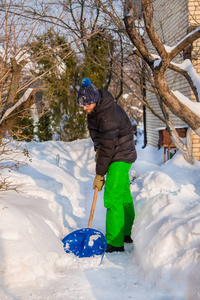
[169,60,200,102]
[169,26,200,61]
[124,13,154,66]
[0,88,33,124]
[142,0,168,61]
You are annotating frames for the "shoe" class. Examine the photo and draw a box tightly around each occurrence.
[124,235,133,243]
[105,244,124,253]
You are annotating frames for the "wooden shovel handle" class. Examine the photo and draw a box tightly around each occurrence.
[87,187,98,228]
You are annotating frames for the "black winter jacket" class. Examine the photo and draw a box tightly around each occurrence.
[87,89,137,176]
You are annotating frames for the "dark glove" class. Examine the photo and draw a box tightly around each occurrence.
[95,149,100,163]
[93,174,105,191]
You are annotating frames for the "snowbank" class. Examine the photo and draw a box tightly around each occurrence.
[131,152,200,298]
[0,136,200,299]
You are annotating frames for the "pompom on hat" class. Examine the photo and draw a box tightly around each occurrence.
[77,78,99,106]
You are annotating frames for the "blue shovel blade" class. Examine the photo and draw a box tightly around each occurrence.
[62,228,107,259]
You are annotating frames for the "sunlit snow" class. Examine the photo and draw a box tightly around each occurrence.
[0,131,199,299]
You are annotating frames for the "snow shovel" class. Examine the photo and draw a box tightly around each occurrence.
[62,187,107,261]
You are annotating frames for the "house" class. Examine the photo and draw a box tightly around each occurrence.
[144,0,200,161]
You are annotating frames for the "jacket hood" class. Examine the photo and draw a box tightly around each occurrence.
[90,90,114,115]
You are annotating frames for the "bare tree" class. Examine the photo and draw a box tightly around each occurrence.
[2,0,200,166]
[0,0,99,191]
[122,0,200,163]
[90,0,200,163]
[0,0,94,140]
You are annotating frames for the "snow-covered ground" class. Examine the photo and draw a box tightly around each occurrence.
[0,131,200,300]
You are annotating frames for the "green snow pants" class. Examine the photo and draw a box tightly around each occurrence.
[104,162,135,247]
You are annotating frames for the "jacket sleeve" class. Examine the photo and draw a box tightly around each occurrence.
[96,116,120,176]
[88,126,99,151]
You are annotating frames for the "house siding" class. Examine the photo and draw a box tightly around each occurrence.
[192,132,200,161]
[188,0,200,160]
[146,0,190,147]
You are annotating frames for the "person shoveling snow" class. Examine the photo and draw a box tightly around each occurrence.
[76,78,137,254]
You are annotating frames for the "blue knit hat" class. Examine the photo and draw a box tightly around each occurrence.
[77,78,99,106]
